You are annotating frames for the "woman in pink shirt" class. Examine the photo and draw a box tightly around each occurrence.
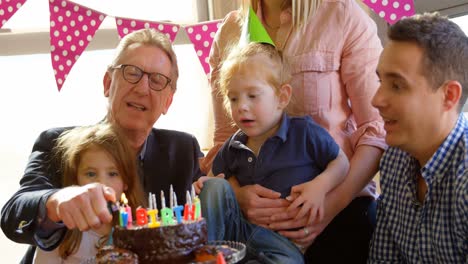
[200,0,386,262]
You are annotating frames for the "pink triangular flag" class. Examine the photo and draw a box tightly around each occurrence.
[49,0,105,91]
[0,0,27,28]
[115,17,180,42]
[184,19,222,75]
[362,0,415,25]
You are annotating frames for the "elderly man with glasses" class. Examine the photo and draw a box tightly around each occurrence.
[1,28,203,263]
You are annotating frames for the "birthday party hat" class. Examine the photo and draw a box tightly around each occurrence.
[239,6,275,47]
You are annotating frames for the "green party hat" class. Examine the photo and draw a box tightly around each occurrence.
[239,6,275,47]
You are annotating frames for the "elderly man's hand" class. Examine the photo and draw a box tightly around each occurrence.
[46,183,116,231]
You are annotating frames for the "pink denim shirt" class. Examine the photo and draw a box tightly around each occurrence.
[201,0,387,197]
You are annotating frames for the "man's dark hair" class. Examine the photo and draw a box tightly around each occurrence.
[388,12,468,111]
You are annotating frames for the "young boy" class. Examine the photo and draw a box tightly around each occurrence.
[195,42,349,263]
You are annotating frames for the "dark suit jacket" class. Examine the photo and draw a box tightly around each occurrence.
[0,126,203,263]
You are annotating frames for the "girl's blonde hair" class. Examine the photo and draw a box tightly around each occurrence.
[240,0,322,29]
[53,123,146,259]
[218,42,291,115]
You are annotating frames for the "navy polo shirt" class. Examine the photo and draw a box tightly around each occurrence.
[212,114,340,198]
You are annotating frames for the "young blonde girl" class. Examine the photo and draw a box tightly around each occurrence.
[34,123,145,263]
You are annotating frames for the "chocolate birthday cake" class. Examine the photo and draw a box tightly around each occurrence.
[95,245,139,264]
[112,218,207,264]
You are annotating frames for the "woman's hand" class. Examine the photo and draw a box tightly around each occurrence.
[278,215,332,248]
[268,199,334,247]
[266,209,333,248]
[231,179,290,227]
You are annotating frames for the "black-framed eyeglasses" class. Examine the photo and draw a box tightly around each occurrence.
[112,64,172,91]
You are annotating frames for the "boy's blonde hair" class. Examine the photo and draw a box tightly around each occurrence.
[53,123,146,259]
[218,42,291,114]
[241,0,322,29]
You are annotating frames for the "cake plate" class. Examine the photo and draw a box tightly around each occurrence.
[82,240,246,264]
[198,240,247,264]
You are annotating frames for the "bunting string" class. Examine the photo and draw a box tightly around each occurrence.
[185,20,222,75]
[115,17,180,42]
[0,0,26,27]
[49,0,105,90]
[362,0,415,24]
[0,0,415,91]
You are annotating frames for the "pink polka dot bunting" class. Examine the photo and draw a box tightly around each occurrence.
[185,20,222,75]
[0,0,27,28]
[115,17,180,42]
[362,0,414,25]
[49,0,105,91]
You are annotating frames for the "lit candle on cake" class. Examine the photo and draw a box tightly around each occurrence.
[160,190,174,225]
[121,193,132,228]
[172,192,184,224]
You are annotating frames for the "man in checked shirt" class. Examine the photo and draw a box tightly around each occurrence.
[369,12,468,263]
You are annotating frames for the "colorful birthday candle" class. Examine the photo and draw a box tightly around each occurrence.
[135,206,148,226]
[147,192,160,228]
[121,193,132,228]
[183,190,194,221]
[172,191,184,224]
[119,208,124,227]
[125,207,133,228]
[121,210,128,228]
[147,208,160,228]
[148,192,153,210]
[191,185,196,202]
[152,193,157,214]
[191,185,201,220]
[160,190,174,225]
[193,196,201,220]
[169,184,174,209]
